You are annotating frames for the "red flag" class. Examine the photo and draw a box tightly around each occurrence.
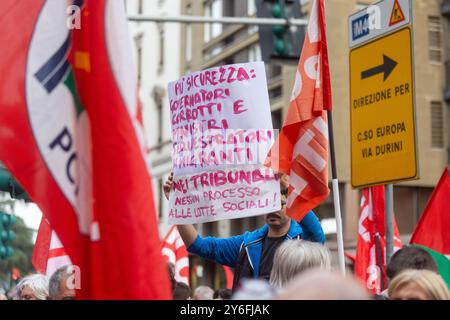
[223,265,234,290]
[410,168,450,255]
[266,0,331,221]
[161,226,190,285]
[0,1,170,299]
[32,218,72,276]
[355,186,402,294]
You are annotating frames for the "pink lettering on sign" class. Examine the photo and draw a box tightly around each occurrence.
[170,88,230,113]
[168,207,192,218]
[174,195,201,206]
[194,205,216,218]
[233,100,247,115]
[223,198,270,212]
[189,169,279,189]
[202,187,261,201]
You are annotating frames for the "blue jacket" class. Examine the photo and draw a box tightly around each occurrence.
[188,211,325,279]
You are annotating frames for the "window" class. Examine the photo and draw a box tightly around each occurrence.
[269,86,282,101]
[271,109,282,137]
[431,101,444,148]
[186,5,193,61]
[134,34,143,88]
[157,23,165,72]
[152,86,164,145]
[204,0,223,43]
[428,16,443,63]
[266,64,282,79]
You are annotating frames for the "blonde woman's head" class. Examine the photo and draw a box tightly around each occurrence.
[269,239,331,288]
[388,269,450,300]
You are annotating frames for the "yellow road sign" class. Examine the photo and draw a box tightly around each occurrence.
[350,27,418,188]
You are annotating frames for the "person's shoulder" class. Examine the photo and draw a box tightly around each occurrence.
[242,224,269,244]
[287,219,303,238]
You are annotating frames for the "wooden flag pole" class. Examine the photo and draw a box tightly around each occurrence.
[327,110,346,275]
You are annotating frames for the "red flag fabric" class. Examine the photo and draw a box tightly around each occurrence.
[32,218,72,276]
[161,226,190,285]
[355,186,402,294]
[223,265,234,290]
[0,0,170,299]
[266,0,331,221]
[410,168,450,255]
[11,268,21,281]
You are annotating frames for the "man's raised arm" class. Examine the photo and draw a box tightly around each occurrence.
[163,172,197,247]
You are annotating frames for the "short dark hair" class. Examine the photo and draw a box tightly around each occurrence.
[48,265,71,299]
[172,282,191,300]
[386,245,438,280]
[166,262,176,291]
[213,288,232,300]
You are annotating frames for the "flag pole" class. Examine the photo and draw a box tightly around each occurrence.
[374,233,385,291]
[385,184,394,263]
[327,110,346,275]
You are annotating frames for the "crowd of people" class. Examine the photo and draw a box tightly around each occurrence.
[3,241,448,300]
[0,175,448,301]
[163,173,450,300]
[166,243,450,300]
[0,265,75,300]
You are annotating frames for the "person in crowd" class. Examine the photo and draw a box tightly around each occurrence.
[386,245,438,282]
[388,269,450,300]
[193,285,214,300]
[231,279,277,300]
[276,269,370,300]
[213,288,232,300]
[166,262,176,292]
[172,282,191,300]
[47,265,76,300]
[16,274,49,300]
[269,239,331,287]
[164,173,325,291]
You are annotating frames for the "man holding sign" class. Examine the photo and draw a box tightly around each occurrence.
[164,175,324,291]
[168,62,283,224]
[166,62,324,291]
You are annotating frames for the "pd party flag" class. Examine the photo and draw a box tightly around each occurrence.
[410,168,450,288]
[0,0,170,299]
[266,0,331,221]
[355,186,402,294]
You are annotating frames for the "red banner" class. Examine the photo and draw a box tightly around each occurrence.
[266,0,331,221]
[0,0,170,299]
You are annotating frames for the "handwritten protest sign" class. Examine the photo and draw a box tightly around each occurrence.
[168,62,280,224]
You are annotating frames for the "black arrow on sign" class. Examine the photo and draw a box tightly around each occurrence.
[361,54,398,81]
